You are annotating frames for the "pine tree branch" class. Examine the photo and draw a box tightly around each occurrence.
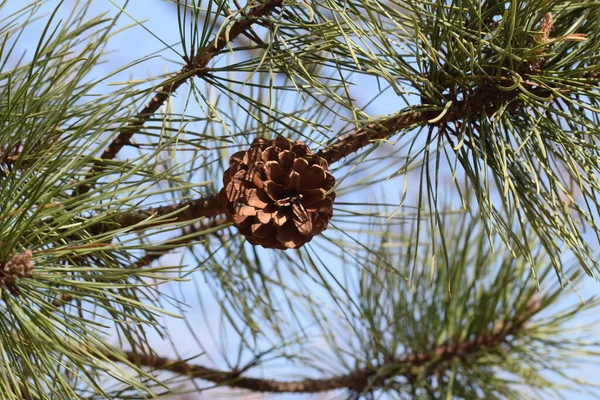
[131,216,229,269]
[104,83,514,229]
[52,217,229,308]
[316,76,563,164]
[317,23,595,165]
[316,109,432,165]
[92,75,578,231]
[82,43,598,235]
[110,302,538,394]
[74,0,284,197]
[104,195,224,232]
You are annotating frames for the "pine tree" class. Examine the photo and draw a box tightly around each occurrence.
[1,0,600,398]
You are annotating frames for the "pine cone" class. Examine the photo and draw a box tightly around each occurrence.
[219,137,336,249]
[0,250,34,292]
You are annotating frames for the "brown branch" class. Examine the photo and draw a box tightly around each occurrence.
[106,194,225,232]
[75,0,284,197]
[317,24,595,166]
[316,110,432,165]
[316,77,521,165]
[111,303,538,394]
[108,350,363,393]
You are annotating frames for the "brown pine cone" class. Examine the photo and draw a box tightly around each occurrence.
[0,250,34,293]
[219,137,336,249]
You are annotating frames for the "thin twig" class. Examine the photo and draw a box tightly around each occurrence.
[131,216,229,269]
[105,195,224,232]
[52,217,229,307]
[110,304,538,394]
[74,0,284,197]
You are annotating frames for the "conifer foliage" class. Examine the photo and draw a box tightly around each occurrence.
[0,0,599,398]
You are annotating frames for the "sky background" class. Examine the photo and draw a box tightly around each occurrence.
[5,0,600,398]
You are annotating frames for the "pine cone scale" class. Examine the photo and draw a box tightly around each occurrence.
[273,208,290,226]
[291,144,309,157]
[305,197,333,213]
[286,171,301,193]
[265,161,286,183]
[299,188,326,205]
[257,209,273,224]
[246,189,269,208]
[301,165,328,189]
[262,147,279,162]
[291,158,309,174]
[265,181,287,201]
[292,204,312,235]
[278,151,295,171]
[276,221,301,248]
